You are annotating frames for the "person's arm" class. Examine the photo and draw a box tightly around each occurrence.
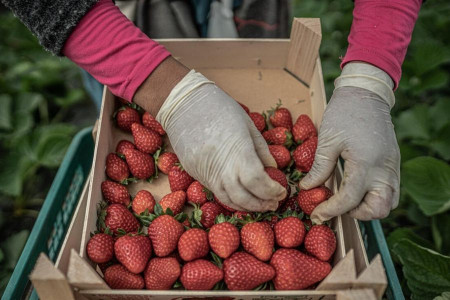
[3,0,286,211]
[300,0,422,223]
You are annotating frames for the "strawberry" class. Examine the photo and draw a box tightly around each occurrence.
[132,190,156,215]
[265,166,289,209]
[101,180,130,205]
[101,204,140,235]
[223,252,275,290]
[270,248,331,290]
[122,148,155,179]
[156,152,179,175]
[197,202,224,229]
[148,214,184,257]
[268,145,291,169]
[303,218,313,229]
[115,140,135,156]
[142,112,165,135]
[98,260,115,274]
[232,211,253,220]
[240,221,274,261]
[168,165,194,192]
[297,186,333,215]
[105,153,129,183]
[131,123,162,154]
[262,127,292,147]
[249,112,266,132]
[264,215,279,229]
[292,136,317,172]
[144,257,180,290]
[186,181,210,206]
[304,225,336,261]
[280,195,302,214]
[159,190,186,215]
[180,259,223,290]
[238,102,250,114]
[86,233,114,264]
[214,196,236,213]
[292,114,317,143]
[178,228,209,262]
[115,106,140,132]
[208,217,240,259]
[268,103,293,130]
[104,264,145,289]
[114,234,152,274]
[274,216,306,248]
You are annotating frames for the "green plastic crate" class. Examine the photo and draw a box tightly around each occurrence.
[2,127,94,300]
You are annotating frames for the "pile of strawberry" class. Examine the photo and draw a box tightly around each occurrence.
[87,101,337,291]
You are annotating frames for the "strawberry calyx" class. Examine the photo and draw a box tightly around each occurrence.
[136,203,187,226]
[210,251,223,269]
[283,130,293,148]
[266,99,283,119]
[279,208,303,220]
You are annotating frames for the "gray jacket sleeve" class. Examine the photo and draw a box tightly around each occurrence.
[1,0,99,55]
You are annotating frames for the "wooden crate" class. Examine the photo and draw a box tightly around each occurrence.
[29,18,386,300]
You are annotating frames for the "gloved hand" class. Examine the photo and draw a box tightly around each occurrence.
[157,70,287,212]
[300,62,400,223]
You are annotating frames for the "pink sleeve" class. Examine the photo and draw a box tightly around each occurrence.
[341,0,422,89]
[63,0,171,102]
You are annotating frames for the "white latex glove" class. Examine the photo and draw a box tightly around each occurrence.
[300,62,400,223]
[157,70,286,212]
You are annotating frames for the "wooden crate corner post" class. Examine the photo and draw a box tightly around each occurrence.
[67,249,110,290]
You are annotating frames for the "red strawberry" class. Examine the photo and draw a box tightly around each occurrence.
[223,252,275,290]
[270,248,331,290]
[101,180,130,205]
[160,191,186,215]
[238,102,250,114]
[198,202,223,229]
[115,106,140,132]
[240,222,274,261]
[274,216,306,248]
[269,105,293,130]
[280,195,302,214]
[131,123,162,154]
[168,165,194,192]
[232,211,253,220]
[86,233,114,264]
[132,190,156,215]
[104,264,144,289]
[214,196,236,213]
[186,181,210,206]
[144,257,180,290]
[156,152,179,174]
[292,114,317,143]
[115,140,135,156]
[268,145,291,169]
[142,112,165,135]
[180,259,223,290]
[178,228,209,262]
[105,153,129,183]
[148,214,184,257]
[208,222,240,259]
[249,112,266,132]
[264,215,279,229]
[98,260,115,274]
[304,225,336,261]
[122,148,155,179]
[262,127,292,147]
[297,186,333,215]
[303,219,313,229]
[265,167,289,209]
[292,136,317,172]
[114,235,152,274]
[103,204,140,235]
[182,218,191,228]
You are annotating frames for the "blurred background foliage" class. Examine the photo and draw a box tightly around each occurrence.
[0,0,449,298]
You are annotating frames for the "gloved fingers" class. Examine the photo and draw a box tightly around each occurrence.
[238,151,287,202]
[310,160,367,224]
[223,177,278,212]
[300,130,341,190]
[212,186,248,212]
[347,187,393,220]
[247,118,277,168]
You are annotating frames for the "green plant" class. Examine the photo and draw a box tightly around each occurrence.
[0,12,92,295]
[293,0,450,298]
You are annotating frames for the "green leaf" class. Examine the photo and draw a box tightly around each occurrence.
[429,99,450,132]
[430,124,450,161]
[15,92,44,114]
[1,230,29,270]
[392,239,450,300]
[387,228,435,255]
[0,150,36,196]
[431,214,450,256]
[0,94,12,130]
[395,104,432,141]
[0,248,4,263]
[413,70,449,94]
[402,157,450,216]
[54,89,85,107]
[410,41,450,75]
[434,291,450,300]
